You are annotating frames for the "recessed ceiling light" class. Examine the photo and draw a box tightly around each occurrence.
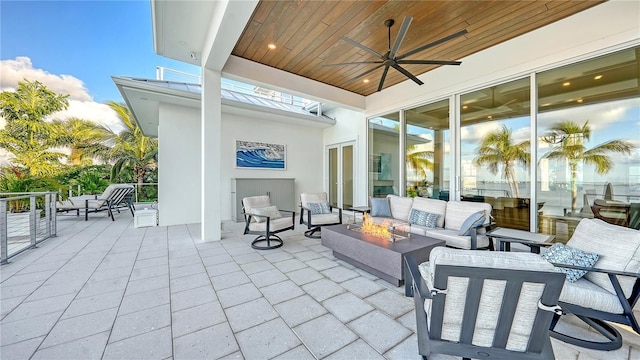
[462,105,468,109]
[577,99,584,103]
[267,43,276,50]
[487,115,492,119]
[363,79,370,83]
[563,82,571,87]
[594,75,603,80]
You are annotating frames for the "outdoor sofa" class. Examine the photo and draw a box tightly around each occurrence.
[369,194,493,250]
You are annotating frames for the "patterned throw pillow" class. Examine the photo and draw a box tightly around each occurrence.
[458,210,486,236]
[409,209,440,229]
[251,206,282,223]
[541,243,599,283]
[307,202,331,214]
[370,197,392,217]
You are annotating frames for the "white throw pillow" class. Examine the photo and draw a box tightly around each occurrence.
[251,206,282,223]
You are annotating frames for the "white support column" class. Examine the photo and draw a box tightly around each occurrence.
[201,68,222,241]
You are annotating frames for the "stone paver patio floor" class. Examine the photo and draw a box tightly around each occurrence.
[1,213,639,359]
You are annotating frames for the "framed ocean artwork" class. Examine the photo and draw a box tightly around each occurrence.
[235,140,286,170]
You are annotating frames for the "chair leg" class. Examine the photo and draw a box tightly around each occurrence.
[304,227,321,239]
[251,234,284,250]
[550,314,623,350]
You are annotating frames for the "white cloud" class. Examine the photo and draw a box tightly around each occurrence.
[1,57,92,101]
[1,56,123,131]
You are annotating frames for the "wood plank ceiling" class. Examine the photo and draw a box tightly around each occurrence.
[232,0,605,96]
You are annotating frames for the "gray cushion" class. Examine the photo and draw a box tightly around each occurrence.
[409,209,439,229]
[251,206,282,223]
[412,197,447,228]
[444,201,491,231]
[458,210,486,236]
[541,243,599,283]
[370,197,392,217]
[307,202,331,214]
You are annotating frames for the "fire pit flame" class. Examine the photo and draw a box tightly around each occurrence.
[360,213,392,238]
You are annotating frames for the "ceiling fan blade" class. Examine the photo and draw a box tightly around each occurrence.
[322,61,383,67]
[377,66,390,92]
[391,63,424,86]
[343,63,385,86]
[397,29,468,60]
[397,60,462,65]
[389,16,412,59]
[340,35,385,60]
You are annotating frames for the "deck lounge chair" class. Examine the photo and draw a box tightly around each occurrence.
[57,184,135,221]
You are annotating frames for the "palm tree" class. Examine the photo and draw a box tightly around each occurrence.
[52,117,113,166]
[0,79,70,176]
[104,102,158,190]
[406,144,434,180]
[542,120,633,211]
[474,125,530,198]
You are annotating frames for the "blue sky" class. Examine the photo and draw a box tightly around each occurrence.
[1,0,200,102]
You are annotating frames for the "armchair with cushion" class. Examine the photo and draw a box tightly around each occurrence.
[405,247,565,360]
[547,218,640,350]
[299,192,342,238]
[242,195,295,250]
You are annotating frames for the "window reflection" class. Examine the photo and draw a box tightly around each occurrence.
[461,78,531,230]
[537,47,640,241]
[405,99,450,200]
[369,113,400,198]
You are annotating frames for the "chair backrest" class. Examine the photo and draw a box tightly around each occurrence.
[242,195,272,214]
[567,218,640,297]
[300,193,328,208]
[425,248,564,355]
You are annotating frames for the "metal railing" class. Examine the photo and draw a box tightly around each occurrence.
[1,192,57,264]
[155,66,322,115]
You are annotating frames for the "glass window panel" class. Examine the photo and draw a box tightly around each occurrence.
[405,99,450,200]
[461,78,531,230]
[537,47,640,240]
[369,112,400,198]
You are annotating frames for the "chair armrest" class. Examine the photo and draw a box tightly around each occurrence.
[404,255,432,299]
[279,209,295,214]
[549,263,640,278]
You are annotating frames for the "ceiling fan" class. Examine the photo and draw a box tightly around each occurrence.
[324,16,467,92]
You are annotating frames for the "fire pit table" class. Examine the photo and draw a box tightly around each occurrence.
[321,224,444,292]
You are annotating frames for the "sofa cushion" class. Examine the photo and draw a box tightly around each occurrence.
[387,195,413,221]
[412,197,447,228]
[307,202,331,214]
[424,228,491,250]
[408,209,439,228]
[567,218,640,297]
[303,213,340,225]
[458,210,486,236]
[370,197,392,217]
[559,278,624,314]
[444,201,492,231]
[251,206,282,223]
[541,243,599,283]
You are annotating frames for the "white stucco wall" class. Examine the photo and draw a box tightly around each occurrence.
[158,105,325,225]
[220,113,324,220]
[158,103,202,226]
